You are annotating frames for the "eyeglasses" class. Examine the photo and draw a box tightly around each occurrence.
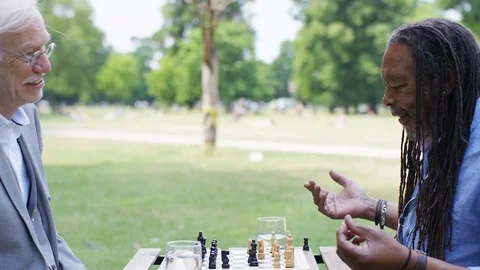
[0,43,56,68]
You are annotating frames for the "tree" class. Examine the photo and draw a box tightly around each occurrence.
[152,0,249,56]
[128,37,158,104]
[145,21,257,109]
[185,0,253,147]
[40,0,108,111]
[438,0,480,38]
[97,53,140,103]
[145,55,180,107]
[293,0,416,113]
[253,61,276,101]
[215,21,257,105]
[271,40,295,98]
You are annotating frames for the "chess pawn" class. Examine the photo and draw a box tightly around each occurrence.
[270,239,277,254]
[257,250,265,260]
[286,234,293,246]
[284,248,293,259]
[270,231,276,246]
[270,240,280,256]
[258,239,264,252]
[248,239,252,254]
[257,239,265,259]
[303,237,310,251]
[249,240,259,267]
[273,252,281,269]
[285,258,295,268]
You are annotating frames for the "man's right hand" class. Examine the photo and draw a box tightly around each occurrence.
[304,170,373,220]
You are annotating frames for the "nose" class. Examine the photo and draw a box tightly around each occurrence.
[382,87,394,107]
[31,53,51,74]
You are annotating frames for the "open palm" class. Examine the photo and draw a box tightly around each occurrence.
[304,170,369,220]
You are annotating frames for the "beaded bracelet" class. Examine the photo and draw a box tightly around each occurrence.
[379,200,387,229]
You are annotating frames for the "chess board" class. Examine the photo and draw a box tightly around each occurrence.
[200,247,312,270]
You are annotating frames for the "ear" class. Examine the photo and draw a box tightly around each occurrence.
[446,65,456,95]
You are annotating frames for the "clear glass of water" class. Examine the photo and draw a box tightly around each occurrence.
[164,240,202,270]
[257,216,287,249]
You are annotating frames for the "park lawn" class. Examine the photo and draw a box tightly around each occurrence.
[40,107,403,149]
[42,136,401,270]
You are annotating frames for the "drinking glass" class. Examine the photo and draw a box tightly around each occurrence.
[164,240,202,270]
[257,216,287,249]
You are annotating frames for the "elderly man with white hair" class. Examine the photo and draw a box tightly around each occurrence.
[0,1,85,269]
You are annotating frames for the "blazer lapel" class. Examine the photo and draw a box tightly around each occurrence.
[18,124,60,263]
[0,140,38,242]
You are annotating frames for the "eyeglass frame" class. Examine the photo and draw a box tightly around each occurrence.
[0,42,57,68]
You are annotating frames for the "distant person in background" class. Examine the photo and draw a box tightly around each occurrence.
[305,19,480,269]
[0,0,85,269]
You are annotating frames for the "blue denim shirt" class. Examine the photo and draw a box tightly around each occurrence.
[397,99,480,269]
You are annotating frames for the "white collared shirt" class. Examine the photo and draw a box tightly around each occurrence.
[0,108,31,203]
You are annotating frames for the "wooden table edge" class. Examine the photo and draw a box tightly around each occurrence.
[299,247,319,270]
[123,248,161,270]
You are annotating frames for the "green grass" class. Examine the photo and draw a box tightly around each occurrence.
[40,106,402,148]
[43,136,401,269]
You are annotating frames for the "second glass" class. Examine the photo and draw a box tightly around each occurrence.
[256,216,287,249]
[164,240,202,270]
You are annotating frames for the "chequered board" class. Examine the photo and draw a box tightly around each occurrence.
[201,247,311,269]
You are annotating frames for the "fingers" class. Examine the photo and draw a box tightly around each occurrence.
[329,170,351,187]
[303,180,316,192]
[336,218,362,258]
[316,187,328,211]
[344,229,367,246]
[352,236,367,246]
[344,215,374,240]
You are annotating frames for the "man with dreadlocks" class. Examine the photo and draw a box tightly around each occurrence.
[304,18,480,270]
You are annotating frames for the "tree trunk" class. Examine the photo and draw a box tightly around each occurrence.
[201,0,219,147]
[202,53,219,146]
[369,102,377,114]
[328,105,335,114]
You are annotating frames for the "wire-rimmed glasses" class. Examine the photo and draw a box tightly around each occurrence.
[0,42,56,68]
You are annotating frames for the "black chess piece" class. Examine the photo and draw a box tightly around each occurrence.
[249,240,259,267]
[208,249,217,269]
[303,237,310,251]
[210,246,217,259]
[198,232,207,260]
[197,232,204,242]
[202,242,207,259]
[221,250,230,269]
[208,259,216,269]
[247,240,253,263]
[212,239,218,253]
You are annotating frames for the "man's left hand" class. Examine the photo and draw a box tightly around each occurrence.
[336,215,409,270]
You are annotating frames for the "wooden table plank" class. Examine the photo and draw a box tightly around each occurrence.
[301,247,320,270]
[319,247,351,270]
[124,248,161,270]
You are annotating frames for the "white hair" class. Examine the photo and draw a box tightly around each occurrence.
[0,0,40,36]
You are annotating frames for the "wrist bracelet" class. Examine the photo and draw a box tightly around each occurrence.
[380,200,387,230]
[375,199,382,226]
[414,250,427,270]
[400,248,412,270]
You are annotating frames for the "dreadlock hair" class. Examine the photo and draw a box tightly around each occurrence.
[388,18,480,259]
